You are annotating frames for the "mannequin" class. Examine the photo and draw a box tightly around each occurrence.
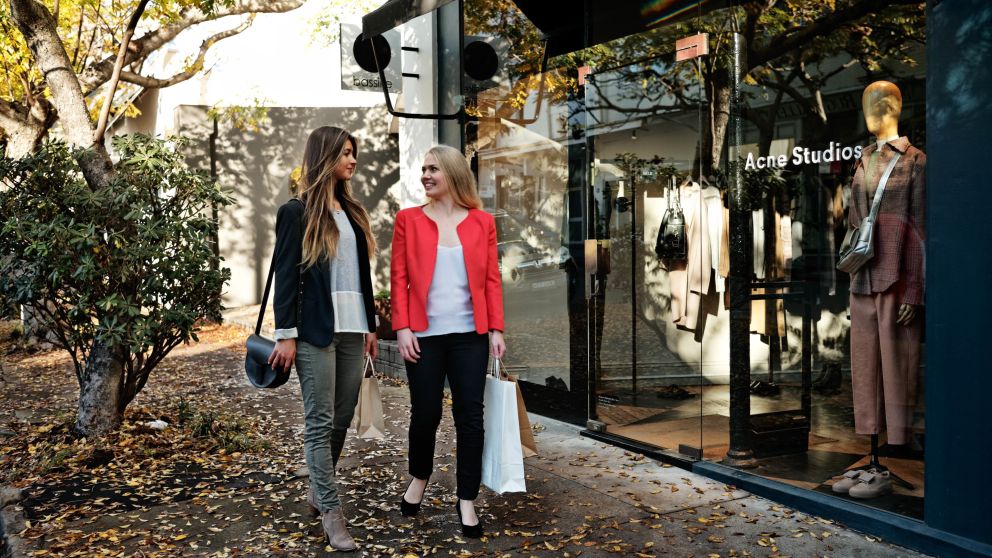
[833,81,926,500]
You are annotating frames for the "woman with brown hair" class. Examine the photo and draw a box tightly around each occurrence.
[390,144,506,538]
[268,126,378,551]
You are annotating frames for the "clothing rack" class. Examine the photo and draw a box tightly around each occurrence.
[748,279,813,418]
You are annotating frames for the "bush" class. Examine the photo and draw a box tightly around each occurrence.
[0,135,233,414]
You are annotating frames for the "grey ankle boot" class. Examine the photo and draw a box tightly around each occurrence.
[307,484,319,518]
[321,507,357,551]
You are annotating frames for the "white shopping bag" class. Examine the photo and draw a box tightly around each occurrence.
[481,359,527,494]
[350,355,386,439]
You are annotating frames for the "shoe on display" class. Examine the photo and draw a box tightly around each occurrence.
[749,380,781,396]
[813,362,842,394]
[831,469,865,494]
[656,384,694,399]
[848,470,893,499]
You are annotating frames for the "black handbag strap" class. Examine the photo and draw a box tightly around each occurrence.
[255,198,305,336]
[666,175,683,214]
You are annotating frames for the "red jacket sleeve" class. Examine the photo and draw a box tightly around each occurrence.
[485,213,505,332]
[390,211,410,331]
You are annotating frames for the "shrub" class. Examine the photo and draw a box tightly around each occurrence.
[0,135,233,432]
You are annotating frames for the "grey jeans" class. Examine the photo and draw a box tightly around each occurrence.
[295,333,365,511]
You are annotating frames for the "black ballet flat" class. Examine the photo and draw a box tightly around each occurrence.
[400,479,423,517]
[455,500,483,538]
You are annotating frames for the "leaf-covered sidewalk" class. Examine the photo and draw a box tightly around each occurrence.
[0,323,928,557]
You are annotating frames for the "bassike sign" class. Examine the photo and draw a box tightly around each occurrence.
[340,23,400,93]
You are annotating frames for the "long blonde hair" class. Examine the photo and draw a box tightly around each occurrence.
[297,126,376,268]
[427,145,483,209]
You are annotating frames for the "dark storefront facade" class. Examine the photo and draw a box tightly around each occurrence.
[364,1,992,556]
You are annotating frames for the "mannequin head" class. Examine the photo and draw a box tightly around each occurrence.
[862,81,903,139]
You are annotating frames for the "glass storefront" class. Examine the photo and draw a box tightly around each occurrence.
[464,0,926,521]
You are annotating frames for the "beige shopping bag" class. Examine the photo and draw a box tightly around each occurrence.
[351,355,386,439]
[493,359,538,458]
[514,381,538,458]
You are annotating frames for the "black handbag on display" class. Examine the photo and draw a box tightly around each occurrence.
[244,200,304,389]
[655,176,688,262]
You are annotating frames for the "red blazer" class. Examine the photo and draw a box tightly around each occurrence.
[390,206,504,334]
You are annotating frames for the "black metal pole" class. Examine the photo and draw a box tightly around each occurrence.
[724,32,756,468]
[631,177,638,402]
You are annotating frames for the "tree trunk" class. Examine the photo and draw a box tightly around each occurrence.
[9,0,114,186]
[3,121,45,158]
[74,339,124,437]
[708,74,732,175]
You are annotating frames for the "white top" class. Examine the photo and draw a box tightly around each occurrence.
[329,209,369,333]
[415,245,476,338]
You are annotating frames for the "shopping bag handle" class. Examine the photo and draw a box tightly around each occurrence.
[363,354,377,378]
[490,358,508,379]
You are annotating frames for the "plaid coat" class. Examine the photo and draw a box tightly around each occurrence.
[846,137,926,306]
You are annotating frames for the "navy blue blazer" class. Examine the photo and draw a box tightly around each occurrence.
[272,199,376,347]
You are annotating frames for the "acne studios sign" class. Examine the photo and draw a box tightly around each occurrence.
[744,142,864,170]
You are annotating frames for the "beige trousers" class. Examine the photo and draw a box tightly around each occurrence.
[849,289,922,445]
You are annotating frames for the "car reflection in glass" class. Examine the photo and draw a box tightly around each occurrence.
[492,209,561,292]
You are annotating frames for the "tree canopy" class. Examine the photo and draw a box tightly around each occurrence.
[0,0,306,156]
[465,0,925,170]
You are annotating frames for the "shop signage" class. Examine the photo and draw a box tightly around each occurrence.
[744,142,864,170]
[340,23,401,93]
[597,394,620,407]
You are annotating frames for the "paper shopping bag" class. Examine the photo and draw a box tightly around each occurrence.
[514,381,538,458]
[480,360,527,494]
[351,355,386,439]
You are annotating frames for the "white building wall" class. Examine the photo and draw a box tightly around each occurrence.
[149,2,389,139]
[398,13,439,208]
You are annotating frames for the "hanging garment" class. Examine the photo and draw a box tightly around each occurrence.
[703,186,726,293]
[752,209,765,279]
[781,214,793,280]
[663,182,712,331]
[720,201,730,279]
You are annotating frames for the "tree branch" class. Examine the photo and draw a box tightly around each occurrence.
[93,0,150,145]
[754,74,817,117]
[118,17,253,89]
[8,0,113,184]
[78,0,306,94]
[0,98,30,128]
[8,0,91,149]
[750,0,923,70]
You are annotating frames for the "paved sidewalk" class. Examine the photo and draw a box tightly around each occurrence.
[222,306,927,557]
[1,320,930,557]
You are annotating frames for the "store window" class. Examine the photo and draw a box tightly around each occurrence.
[731,7,927,519]
[464,0,926,520]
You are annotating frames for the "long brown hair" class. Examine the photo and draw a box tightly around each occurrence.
[426,145,483,209]
[297,126,376,268]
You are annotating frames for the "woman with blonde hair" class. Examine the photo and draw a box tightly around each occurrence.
[268,126,378,551]
[390,144,506,538]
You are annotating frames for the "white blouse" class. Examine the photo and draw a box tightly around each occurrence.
[415,245,475,338]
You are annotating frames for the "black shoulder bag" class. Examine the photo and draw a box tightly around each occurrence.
[655,176,688,262]
[244,200,304,388]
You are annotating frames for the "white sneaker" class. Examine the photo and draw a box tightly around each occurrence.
[831,469,865,494]
[848,470,893,499]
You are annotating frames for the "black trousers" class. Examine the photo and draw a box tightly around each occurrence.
[405,331,489,500]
